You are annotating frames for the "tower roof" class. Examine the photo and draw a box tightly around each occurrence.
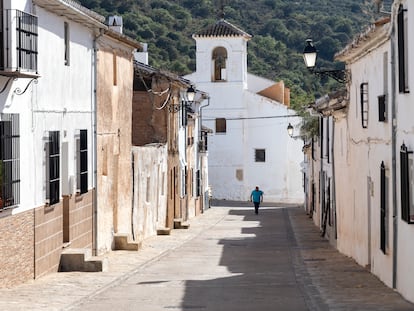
[193,19,251,39]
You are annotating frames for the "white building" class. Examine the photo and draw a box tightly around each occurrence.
[0,0,103,286]
[185,19,303,203]
[326,0,414,303]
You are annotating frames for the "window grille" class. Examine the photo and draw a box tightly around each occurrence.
[378,95,387,122]
[2,10,38,72]
[398,5,409,93]
[380,161,387,253]
[326,119,330,163]
[360,83,369,128]
[400,143,414,223]
[0,114,20,209]
[196,170,201,197]
[320,117,324,159]
[79,130,88,194]
[48,131,60,205]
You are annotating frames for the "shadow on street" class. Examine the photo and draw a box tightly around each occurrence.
[181,203,309,311]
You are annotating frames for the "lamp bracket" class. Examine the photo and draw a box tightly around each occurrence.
[168,104,181,113]
[309,68,349,84]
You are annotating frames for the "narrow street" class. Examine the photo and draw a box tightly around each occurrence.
[68,202,413,311]
[1,202,413,311]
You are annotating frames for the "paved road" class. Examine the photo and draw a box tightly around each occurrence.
[1,203,413,311]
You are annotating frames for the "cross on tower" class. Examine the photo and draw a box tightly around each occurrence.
[218,0,227,19]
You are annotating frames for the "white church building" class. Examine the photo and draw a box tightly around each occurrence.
[185,19,303,203]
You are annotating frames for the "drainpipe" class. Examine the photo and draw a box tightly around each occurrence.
[92,29,104,256]
[199,97,210,211]
[331,119,337,240]
[390,4,398,289]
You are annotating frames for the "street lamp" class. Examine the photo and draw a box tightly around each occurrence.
[287,123,294,137]
[169,85,196,113]
[303,39,349,84]
[187,86,196,102]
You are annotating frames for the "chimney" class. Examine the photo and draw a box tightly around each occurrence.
[108,16,123,34]
[134,43,149,65]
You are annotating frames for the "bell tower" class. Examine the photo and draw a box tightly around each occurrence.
[191,18,251,86]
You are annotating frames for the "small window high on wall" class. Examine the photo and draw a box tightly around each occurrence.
[398,4,409,93]
[215,118,226,133]
[212,47,227,82]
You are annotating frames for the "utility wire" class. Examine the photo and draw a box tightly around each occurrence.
[203,114,300,121]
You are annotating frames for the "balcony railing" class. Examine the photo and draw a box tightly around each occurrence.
[1,9,38,76]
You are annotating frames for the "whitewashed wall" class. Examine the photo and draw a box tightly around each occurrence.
[394,0,414,303]
[185,31,303,203]
[335,39,393,287]
[2,3,94,215]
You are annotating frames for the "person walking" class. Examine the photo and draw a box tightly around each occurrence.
[250,186,263,214]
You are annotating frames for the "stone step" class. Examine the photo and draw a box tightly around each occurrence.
[174,218,190,229]
[114,234,141,251]
[157,227,171,235]
[59,248,107,272]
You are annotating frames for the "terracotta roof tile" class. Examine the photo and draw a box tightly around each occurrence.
[194,19,251,39]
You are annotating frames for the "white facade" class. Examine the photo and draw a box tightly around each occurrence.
[1,0,97,215]
[185,20,303,203]
[330,0,414,303]
[393,0,414,303]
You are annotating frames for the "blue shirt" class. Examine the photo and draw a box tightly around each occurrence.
[251,190,263,203]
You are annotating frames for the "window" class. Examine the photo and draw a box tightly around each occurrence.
[255,149,265,162]
[320,117,323,159]
[378,95,387,122]
[77,130,88,194]
[195,170,201,197]
[380,161,388,253]
[212,47,227,81]
[215,118,226,133]
[360,83,369,128]
[47,131,60,205]
[15,10,38,72]
[398,4,409,93]
[146,177,150,202]
[0,114,20,209]
[113,52,117,86]
[400,143,414,223]
[64,22,70,66]
[326,119,330,163]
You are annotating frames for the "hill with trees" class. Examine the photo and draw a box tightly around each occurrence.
[77,0,390,110]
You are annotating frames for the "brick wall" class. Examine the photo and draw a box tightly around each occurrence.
[132,90,168,146]
[0,209,35,288]
[34,203,63,278]
[67,191,93,249]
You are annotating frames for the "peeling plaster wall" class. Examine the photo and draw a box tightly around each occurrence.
[335,37,393,288]
[96,36,134,254]
[132,145,167,242]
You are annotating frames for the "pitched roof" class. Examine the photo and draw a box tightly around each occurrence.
[193,19,251,39]
[335,17,390,63]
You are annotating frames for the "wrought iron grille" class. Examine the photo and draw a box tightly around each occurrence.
[0,114,20,209]
[2,10,38,72]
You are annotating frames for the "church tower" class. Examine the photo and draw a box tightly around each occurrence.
[185,17,303,203]
[191,19,251,87]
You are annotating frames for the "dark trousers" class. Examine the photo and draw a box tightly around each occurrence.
[253,202,260,214]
